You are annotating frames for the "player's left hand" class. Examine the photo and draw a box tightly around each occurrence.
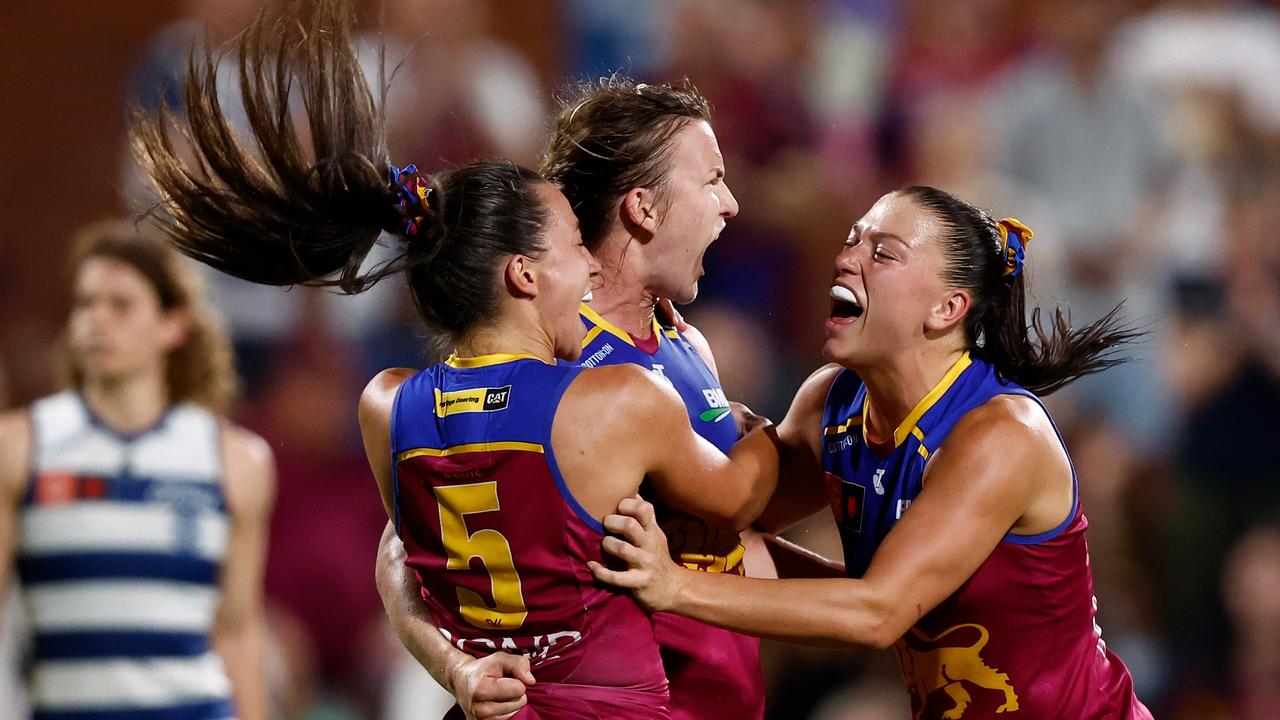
[731,401,772,438]
[589,496,684,613]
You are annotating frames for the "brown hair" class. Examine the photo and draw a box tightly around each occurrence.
[130,0,553,349]
[900,186,1140,396]
[541,75,712,251]
[63,219,238,414]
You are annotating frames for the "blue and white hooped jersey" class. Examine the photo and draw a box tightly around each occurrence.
[821,353,1070,579]
[17,392,235,720]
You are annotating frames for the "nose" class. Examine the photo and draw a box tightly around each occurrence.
[834,241,864,278]
[719,182,739,219]
[586,248,603,279]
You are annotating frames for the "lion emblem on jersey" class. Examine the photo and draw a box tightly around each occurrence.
[896,623,1020,719]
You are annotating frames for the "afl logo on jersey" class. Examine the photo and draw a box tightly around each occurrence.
[435,385,512,416]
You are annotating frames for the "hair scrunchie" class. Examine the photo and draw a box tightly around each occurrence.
[996,217,1034,282]
[389,163,434,237]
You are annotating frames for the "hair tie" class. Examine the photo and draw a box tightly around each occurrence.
[996,217,1034,282]
[389,163,434,237]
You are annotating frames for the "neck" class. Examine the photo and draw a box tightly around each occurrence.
[589,233,659,339]
[81,369,170,434]
[453,319,556,364]
[858,347,967,444]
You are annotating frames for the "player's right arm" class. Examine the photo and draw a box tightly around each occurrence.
[553,365,780,530]
[359,370,533,720]
[751,364,840,535]
[0,410,31,623]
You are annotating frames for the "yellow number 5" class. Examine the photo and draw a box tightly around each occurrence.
[435,482,528,630]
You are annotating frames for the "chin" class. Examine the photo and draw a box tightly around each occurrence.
[821,338,863,370]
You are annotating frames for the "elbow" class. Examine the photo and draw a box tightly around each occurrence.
[834,593,907,650]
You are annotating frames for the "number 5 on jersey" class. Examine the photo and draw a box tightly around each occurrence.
[435,482,528,630]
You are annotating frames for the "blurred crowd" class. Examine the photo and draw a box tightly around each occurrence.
[3,0,1280,718]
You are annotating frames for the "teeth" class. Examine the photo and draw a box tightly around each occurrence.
[830,285,858,305]
[582,290,593,302]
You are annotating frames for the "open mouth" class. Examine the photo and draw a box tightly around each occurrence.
[829,285,863,321]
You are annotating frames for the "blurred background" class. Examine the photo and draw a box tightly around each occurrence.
[2,0,1279,718]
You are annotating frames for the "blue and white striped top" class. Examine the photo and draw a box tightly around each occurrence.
[17,392,236,720]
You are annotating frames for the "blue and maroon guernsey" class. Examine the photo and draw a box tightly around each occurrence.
[392,353,668,720]
[821,353,1152,719]
[573,304,765,720]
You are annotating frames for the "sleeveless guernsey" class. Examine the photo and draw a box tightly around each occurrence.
[575,304,764,720]
[392,353,668,719]
[821,354,1152,719]
[19,392,235,720]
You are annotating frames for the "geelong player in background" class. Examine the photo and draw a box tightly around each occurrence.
[127,1,780,717]
[596,188,1155,719]
[376,76,780,720]
[0,221,275,720]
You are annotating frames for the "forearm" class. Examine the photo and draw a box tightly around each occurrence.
[376,527,470,693]
[722,426,782,527]
[668,571,898,649]
[212,618,268,720]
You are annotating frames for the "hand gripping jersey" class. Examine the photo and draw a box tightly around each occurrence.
[821,353,1152,720]
[574,304,764,720]
[19,392,236,720]
[392,353,668,720]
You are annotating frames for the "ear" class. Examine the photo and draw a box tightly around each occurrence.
[926,288,970,333]
[621,187,659,235]
[504,254,539,299]
[161,307,192,352]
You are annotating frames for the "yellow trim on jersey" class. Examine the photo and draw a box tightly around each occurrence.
[824,414,864,436]
[581,325,605,349]
[444,353,546,369]
[663,327,681,339]
[863,352,972,450]
[397,441,545,461]
[676,541,747,574]
[578,302,665,349]
[578,303,637,347]
[911,427,930,460]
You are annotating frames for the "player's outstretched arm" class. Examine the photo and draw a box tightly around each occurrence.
[0,410,31,625]
[360,371,533,720]
[211,425,276,720]
[591,397,1054,648]
[556,365,780,531]
[751,365,840,535]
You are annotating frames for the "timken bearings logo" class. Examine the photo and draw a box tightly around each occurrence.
[434,386,512,416]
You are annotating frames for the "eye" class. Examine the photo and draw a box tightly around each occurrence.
[873,247,894,262]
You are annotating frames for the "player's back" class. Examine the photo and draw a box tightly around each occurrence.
[392,353,668,719]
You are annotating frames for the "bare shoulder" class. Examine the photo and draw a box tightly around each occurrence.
[570,363,680,410]
[951,394,1057,453]
[795,364,843,405]
[358,367,417,428]
[220,421,276,517]
[931,393,1063,492]
[0,409,33,499]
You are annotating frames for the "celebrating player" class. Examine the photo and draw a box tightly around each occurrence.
[594,187,1155,719]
